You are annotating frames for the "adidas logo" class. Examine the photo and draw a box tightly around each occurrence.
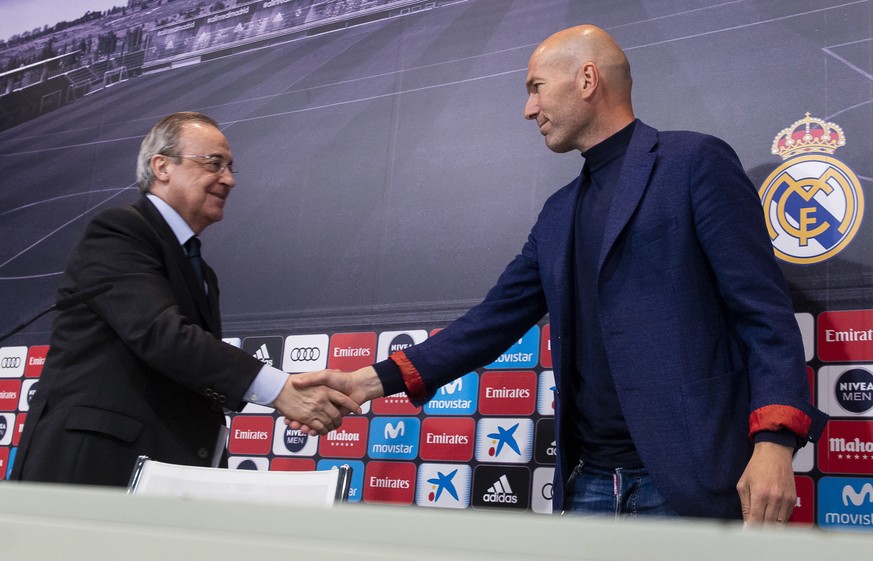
[253,343,273,367]
[482,474,518,504]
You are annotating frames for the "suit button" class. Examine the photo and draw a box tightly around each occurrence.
[197,448,209,460]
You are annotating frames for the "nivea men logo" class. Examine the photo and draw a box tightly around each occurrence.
[0,413,13,445]
[836,368,873,414]
[18,380,39,412]
[424,372,478,415]
[271,417,317,456]
[389,334,414,354]
[368,417,420,460]
[228,457,269,470]
[819,366,873,418]
[376,331,427,361]
[283,427,308,452]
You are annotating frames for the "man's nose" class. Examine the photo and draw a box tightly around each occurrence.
[523,96,538,120]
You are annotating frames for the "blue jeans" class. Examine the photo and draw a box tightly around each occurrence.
[565,462,678,519]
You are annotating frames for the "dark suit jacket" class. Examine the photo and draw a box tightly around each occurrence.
[10,196,263,486]
[397,121,828,518]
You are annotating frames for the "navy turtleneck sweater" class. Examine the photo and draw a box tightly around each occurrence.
[573,119,642,468]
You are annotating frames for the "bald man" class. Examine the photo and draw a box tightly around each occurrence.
[295,25,827,523]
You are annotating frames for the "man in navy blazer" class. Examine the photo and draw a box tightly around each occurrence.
[11,112,357,486]
[294,26,827,521]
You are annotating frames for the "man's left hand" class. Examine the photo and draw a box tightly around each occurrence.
[737,441,796,526]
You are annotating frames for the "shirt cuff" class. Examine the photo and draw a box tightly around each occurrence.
[244,364,289,405]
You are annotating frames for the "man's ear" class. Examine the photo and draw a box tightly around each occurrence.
[578,61,598,100]
[150,154,170,182]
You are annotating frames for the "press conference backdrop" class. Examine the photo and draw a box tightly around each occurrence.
[1,0,872,530]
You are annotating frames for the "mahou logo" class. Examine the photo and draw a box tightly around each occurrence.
[371,392,422,415]
[818,420,873,474]
[319,416,368,458]
[478,371,536,416]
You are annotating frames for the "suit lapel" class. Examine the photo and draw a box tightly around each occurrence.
[598,123,658,272]
[135,197,219,334]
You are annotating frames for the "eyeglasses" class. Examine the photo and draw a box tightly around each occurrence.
[166,154,238,174]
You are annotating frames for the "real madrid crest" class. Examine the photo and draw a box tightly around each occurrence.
[759,113,863,264]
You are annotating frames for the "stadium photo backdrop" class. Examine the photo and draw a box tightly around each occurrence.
[1,0,873,529]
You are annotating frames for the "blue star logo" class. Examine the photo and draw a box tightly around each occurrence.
[487,423,520,456]
[427,469,459,502]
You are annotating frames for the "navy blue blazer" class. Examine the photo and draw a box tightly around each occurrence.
[393,121,828,518]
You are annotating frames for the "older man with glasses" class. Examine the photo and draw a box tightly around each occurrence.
[10,112,359,487]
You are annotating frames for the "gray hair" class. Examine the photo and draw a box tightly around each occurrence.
[136,112,221,193]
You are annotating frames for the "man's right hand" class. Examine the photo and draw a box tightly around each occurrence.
[284,367,385,433]
[271,373,362,435]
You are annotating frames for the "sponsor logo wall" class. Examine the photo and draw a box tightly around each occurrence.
[5,300,873,529]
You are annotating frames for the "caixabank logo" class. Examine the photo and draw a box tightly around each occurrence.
[475,418,533,463]
[536,371,555,416]
[368,417,420,460]
[818,365,873,418]
[471,465,530,510]
[759,113,863,264]
[415,463,471,509]
[818,477,873,529]
[818,420,873,474]
[423,372,478,416]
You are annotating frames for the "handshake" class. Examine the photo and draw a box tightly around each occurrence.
[273,366,386,435]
